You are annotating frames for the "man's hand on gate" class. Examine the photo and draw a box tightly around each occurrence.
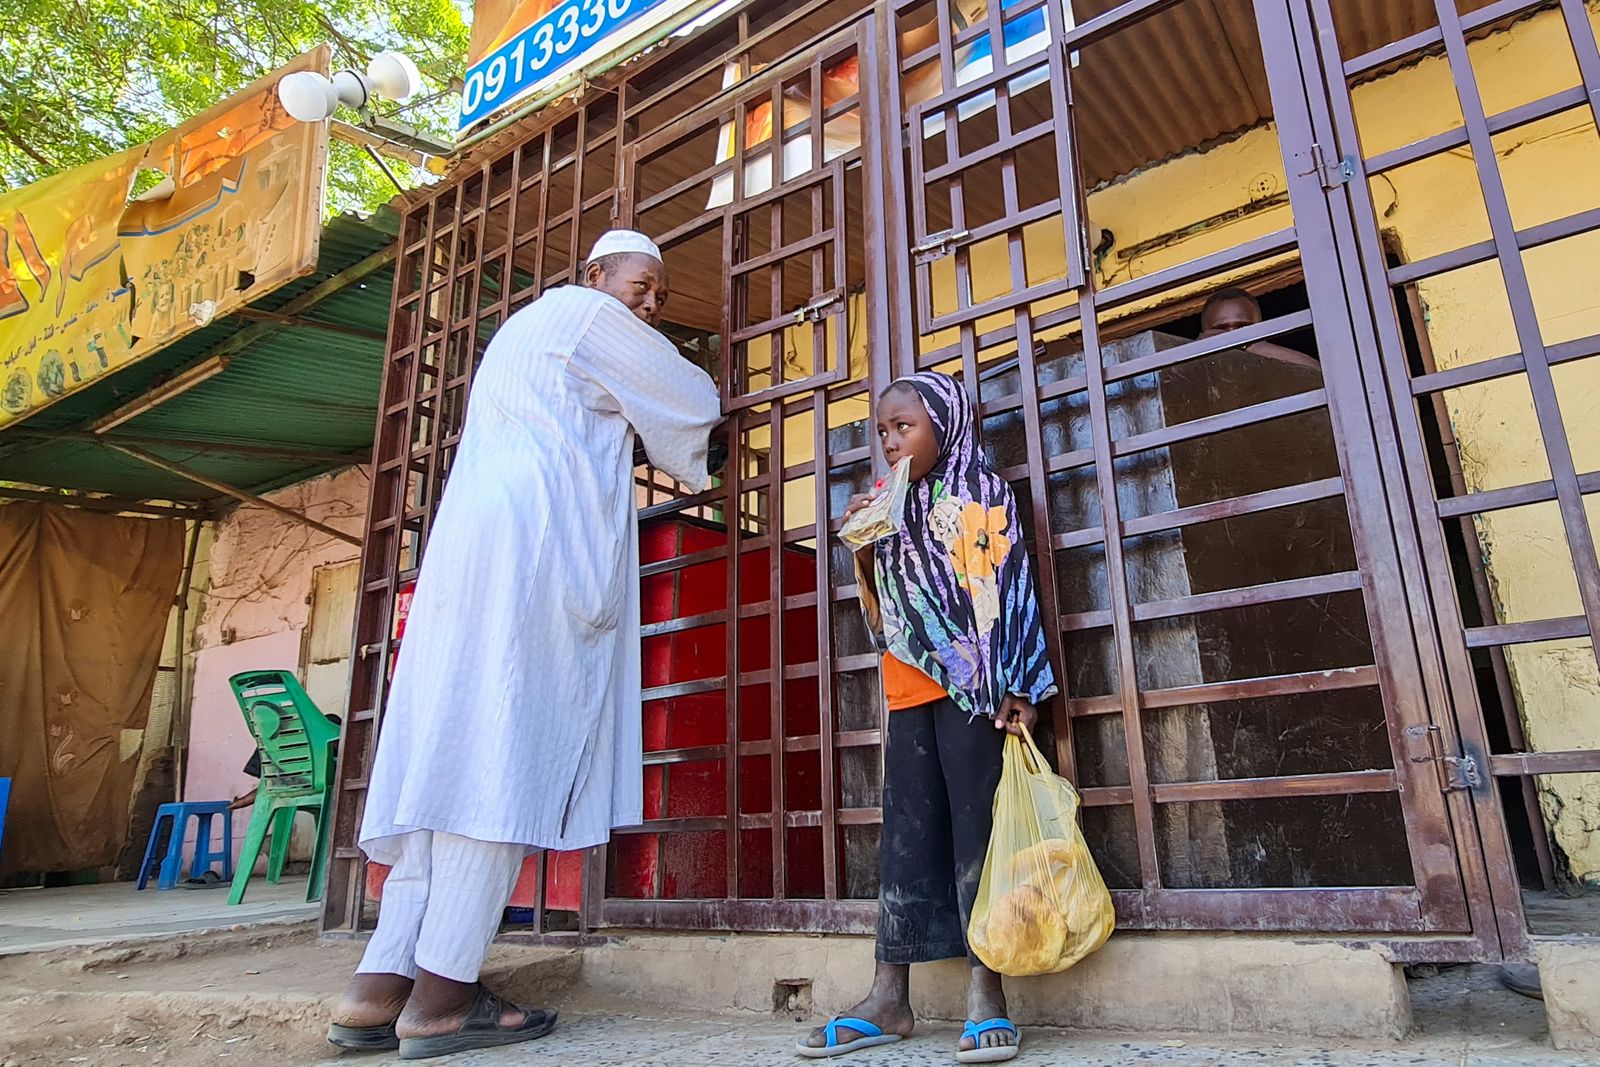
[707,440,729,478]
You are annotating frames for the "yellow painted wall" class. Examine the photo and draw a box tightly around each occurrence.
[1388,10,1600,885]
[912,7,1600,882]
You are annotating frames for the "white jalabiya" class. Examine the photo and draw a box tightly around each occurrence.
[356,830,526,982]
[360,285,720,861]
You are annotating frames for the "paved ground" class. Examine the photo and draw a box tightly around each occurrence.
[0,881,317,956]
[0,922,1573,1066]
[303,1000,1566,1067]
[303,964,1562,1066]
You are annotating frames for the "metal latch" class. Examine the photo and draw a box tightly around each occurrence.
[1302,144,1354,189]
[910,228,970,264]
[792,293,843,325]
[1405,724,1484,793]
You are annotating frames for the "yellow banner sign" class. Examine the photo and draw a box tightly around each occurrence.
[0,48,331,428]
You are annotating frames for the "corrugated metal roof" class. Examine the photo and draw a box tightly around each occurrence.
[1065,0,1512,188]
[0,210,400,505]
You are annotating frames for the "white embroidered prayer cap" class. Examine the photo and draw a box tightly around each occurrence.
[585,229,663,266]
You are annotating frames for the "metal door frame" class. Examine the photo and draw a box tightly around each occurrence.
[323,0,891,939]
[595,11,894,934]
[883,0,1476,940]
[1287,0,1600,962]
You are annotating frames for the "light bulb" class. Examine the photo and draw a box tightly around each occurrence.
[278,71,339,122]
[367,52,422,103]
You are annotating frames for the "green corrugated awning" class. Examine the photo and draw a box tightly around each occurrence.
[0,210,401,514]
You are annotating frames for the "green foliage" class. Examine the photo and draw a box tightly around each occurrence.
[0,0,468,213]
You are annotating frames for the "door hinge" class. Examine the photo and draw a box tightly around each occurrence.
[1405,724,1484,794]
[1301,144,1354,189]
[910,227,969,264]
[1059,42,1079,97]
[1442,752,1483,793]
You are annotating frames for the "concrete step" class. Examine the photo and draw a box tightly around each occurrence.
[581,930,1413,1040]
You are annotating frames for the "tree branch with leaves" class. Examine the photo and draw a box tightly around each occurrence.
[0,0,468,213]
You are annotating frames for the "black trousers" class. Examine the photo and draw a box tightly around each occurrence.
[876,697,1005,965]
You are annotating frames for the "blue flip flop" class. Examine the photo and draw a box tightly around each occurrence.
[795,1016,904,1058]
[957,1017,1020,1063]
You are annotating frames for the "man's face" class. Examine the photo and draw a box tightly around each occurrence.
[586,253,669,327]
[1200,296,1261,337]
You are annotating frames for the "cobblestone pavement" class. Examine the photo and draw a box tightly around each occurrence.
[313,967,1565,1067]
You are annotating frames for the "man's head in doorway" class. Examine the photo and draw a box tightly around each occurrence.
[1200,286,1262,338]
[584,229,669,328]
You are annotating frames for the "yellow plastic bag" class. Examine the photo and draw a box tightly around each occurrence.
[968,727,1115,976]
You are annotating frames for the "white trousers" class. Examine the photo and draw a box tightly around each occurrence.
[356,829,527,983]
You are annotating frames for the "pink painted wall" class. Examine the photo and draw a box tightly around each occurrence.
[181,468,368,865]
[185,631,302,809]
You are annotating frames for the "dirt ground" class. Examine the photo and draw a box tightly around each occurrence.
[1,925,349,1066]
[0,921,599,1066]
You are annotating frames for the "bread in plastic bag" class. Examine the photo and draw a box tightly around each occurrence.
[839,457,913,548]
[967,726,1115,976]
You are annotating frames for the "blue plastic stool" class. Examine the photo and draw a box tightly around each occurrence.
[0,777,10,861]
[136,801,235,890]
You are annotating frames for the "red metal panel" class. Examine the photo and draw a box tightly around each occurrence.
[618,517,825,901]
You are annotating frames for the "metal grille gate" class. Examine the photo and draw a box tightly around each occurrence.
[882,0,1468,938]
[601,16,890,930]
[325,0,1600,961]
[1290,0,1600,960]
[327,92,635,930]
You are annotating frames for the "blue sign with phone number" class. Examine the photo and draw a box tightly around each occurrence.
[458,0,672,130]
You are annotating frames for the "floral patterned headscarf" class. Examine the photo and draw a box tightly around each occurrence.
[865,371,1057,719]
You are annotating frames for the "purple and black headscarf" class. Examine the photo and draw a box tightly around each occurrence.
[865,371,1057,718]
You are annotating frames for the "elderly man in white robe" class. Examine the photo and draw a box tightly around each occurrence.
[326,230,720,1060]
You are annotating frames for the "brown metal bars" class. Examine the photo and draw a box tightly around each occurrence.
[890,0,1473,934]
[598,15,887,931]
[1304,0,1600,958]
[1425,0,1600,660]
[902,0,1084,338]
[326,0,1591,958]
[1091,0,1469,935]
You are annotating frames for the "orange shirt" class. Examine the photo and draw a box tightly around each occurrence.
[882,653,947,711]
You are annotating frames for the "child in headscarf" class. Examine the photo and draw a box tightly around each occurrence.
[799,372,1057,1063]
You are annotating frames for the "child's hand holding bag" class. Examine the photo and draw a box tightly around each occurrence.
[967,725,1115,977]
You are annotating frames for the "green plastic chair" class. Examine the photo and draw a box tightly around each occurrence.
[226,670,340,906]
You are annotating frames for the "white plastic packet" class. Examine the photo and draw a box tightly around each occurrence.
[839,457,913,549]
